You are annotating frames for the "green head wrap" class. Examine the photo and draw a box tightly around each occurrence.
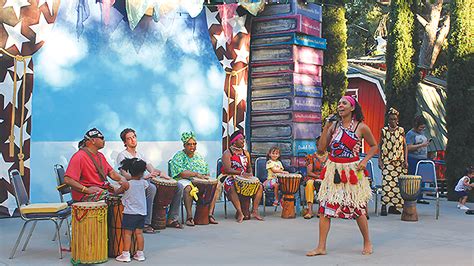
[181,131,196,144]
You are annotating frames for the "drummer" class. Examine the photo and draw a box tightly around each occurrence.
[220,130,264,223]
[169,132,219,226]
[64,128,128,202]
[116,128,169,234]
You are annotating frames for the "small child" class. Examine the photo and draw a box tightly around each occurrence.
[116,158,149,262]
[455,166,474,210]
[263,147,288,206]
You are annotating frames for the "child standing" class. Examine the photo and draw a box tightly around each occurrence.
[263,147,288,206]
[455,166,474,210]
[116,158,149,262]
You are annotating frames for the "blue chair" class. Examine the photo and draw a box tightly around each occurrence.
[9,169,71,259]
[254,157,270,214]
[366,159,383,215]
[415,160,440,219]
[52,164,72,241]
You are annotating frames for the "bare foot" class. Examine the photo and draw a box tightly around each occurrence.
[362,243,373,255]
[306,248,326,256]
[251,212,264,221]
[236,212,244,223]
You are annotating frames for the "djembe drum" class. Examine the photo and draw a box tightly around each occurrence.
[192,178,218,225]
[398,175,422,221]
[151,177,178,229]
[277,173,302,219]
[106,195,137,257]
[71,202,108,265]
[234,176,260,219]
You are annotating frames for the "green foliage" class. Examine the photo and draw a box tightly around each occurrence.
[445,0,474,200]
[384,0,419,130]
[322,0,348,118]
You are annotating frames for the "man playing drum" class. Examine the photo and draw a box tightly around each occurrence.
[116,128,169,234]
[220,130,264,223]
[64,128,128,202]
[169,132,219,226]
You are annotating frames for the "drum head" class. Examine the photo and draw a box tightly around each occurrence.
[152,177,178,185]
[192,177,218,184]
[73,201,107,208]
[235,175,259,183]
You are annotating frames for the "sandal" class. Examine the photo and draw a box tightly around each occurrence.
[208,215,218,224]
[304,213,314,219]
[186,217,195,226]
[143,225,156,234]
[166,220,184,229]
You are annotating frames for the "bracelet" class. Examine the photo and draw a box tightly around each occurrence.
[80,186,87,193]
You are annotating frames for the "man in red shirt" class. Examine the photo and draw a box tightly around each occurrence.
[65,128,127,202]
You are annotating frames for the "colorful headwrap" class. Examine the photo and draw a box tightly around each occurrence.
[229,132,244,145]
[343,95,356,107]
[181,131,196,144]
[388,107,400,116]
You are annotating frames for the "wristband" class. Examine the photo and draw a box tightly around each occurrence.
[81,186,87,193]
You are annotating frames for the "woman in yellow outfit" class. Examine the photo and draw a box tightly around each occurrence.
[303,137,328,219]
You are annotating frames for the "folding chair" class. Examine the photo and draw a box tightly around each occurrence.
[254,157,269,215]
[415,160,440,219]
[52,164,72,241]
[366,159,383,215]
[9,169,71,259]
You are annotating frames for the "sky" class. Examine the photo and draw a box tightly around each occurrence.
[32,0,225,142]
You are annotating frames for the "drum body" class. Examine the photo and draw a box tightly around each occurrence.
[234,176,260,219]
[192,178,218,225]
[106,196,137,257]
[277,173,302,219]
[151,177,178,229]
[398,175,422,222]
[71,202,108,264]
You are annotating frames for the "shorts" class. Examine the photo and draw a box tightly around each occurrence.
[263,178,278,189]
[122,214,146,231]
[456,190,468,198]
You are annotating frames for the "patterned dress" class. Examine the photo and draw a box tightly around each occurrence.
[169,150,209,179]
[303,152,328,204]
[318,121,372,219]
[380,126,406,209]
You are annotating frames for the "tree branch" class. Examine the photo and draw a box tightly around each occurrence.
[416,13,429,29]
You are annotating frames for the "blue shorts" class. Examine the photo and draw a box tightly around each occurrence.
[457,190,468,198]
[122,214,146,231]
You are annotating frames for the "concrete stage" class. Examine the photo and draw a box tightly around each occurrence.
[0,199,473,265]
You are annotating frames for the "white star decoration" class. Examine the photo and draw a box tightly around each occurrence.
[229,15,248,37]
[220,54,233,70]
[234,45,249,64]
[5,124,30,148]
[38,0,55,16]
[205,7,219,29]
[2,0,30,19]
[0,72,14,109]
[3,20,30,53]
[233,76,248,105]
[8,57,33,80]
[213,31,228,51]
[30,12,54,44]
[23,92,31,120]
[2,189,18,216]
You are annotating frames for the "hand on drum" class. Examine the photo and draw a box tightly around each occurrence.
[87,186,104,194]
[242,172,253,178]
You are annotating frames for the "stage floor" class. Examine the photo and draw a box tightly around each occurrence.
[0,199,472,265]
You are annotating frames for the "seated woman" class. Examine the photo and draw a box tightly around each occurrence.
[169,132,219,226]
[303,136,328,219]
[220,130,264,223]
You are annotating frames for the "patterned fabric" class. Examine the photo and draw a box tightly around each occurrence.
[329,122,361,159]
[266,160,284,180]
[79,189,109,202]
[180,131,196,144]
[0,1,60,217]
[319,201,366,219]
[305,179,320,204]
[263,178,278,190]
[169,150,209,179]
[205,5,252,151]
[304,152,328,183]
[380,126,406,209]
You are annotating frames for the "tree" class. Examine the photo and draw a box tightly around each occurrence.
[321,0,348,118]
[445,0,474,201]
[416,0,450,72]
[384,0,420,129]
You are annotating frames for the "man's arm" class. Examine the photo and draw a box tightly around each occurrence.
[64,176,103,194]
[108,169,127,182]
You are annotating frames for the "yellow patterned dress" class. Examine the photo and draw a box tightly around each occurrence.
[380,126,407,209]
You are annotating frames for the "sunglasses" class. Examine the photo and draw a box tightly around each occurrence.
[186,142,197,146]
[93,136,104,140]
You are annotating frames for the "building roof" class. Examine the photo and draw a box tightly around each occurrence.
[347,63,447,151]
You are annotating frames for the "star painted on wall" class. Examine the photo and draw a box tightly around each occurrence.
[8,57,33,80]
[30,12,54,44]
[5,124,31,148]
[213,31,228,51]
[0,72,14,109]
[2,0,30,19]
[0,156,14,181]
[38,0,55,16]
[234,45,249,64]
[229,14,248,37]
[219,54,233,71]
[205,7,219,29]
[232,76,248,105]
[23,91,31,120]
[3,20,30,52]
